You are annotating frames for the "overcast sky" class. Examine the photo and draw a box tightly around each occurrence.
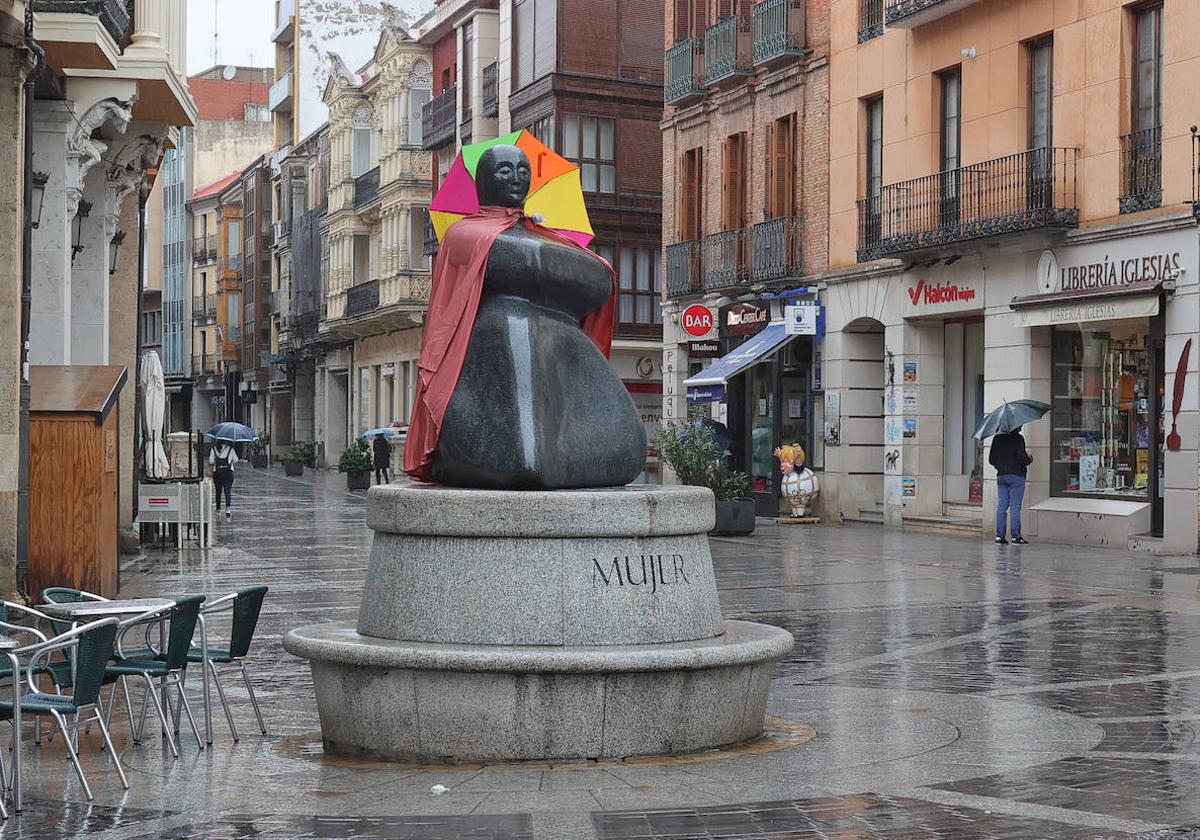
[187,0,275,76]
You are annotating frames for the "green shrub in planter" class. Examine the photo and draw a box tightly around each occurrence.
[653,421,755,536]
[249,432,270,468]
[289,440,316,467]
[338,438,373,490]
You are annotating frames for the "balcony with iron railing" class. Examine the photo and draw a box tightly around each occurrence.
[423,213,440,257]
[1119,126,1162,215]
[346,279,381,318]
[422,86,457,150]
[192,236,215,264]
[752,0,806,67]
[857,147,1079,262]
[666,240,703,299]
[752,216,804,283]
[885,0,983,29]
[192,296,217,324]
[482,63,499,118]
[354,166,381,208]
[859,0,883,42]
[192,355,217,376]
[703,229,751,292]
[704,17,752,87]
[32,0,132,47]
[665,39,706,106]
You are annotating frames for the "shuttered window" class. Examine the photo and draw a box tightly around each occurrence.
[563,114,616,194]
[721,133,747,230]
[514,0,556,89]
[1028,36,1053,150]
[766,114,795,219]
[1133,3,1162,133]
[680,147,703,241]
[673,0,707,40]
[865,96,883,200]
[514,0,534,89]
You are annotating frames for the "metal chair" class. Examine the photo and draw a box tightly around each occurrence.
[39,588,109,690]
[104,595,205,758]
[0,618,128,802]
[186,586,269,740]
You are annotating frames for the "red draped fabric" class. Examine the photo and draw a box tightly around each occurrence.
[403,207,617,482]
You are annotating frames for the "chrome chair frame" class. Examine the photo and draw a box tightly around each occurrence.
[180,592,268,741]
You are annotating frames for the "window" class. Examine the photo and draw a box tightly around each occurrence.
[526,114,555,150]
[351,105,373,178]
[352,235,371,285]
[563,115,615,194]
[865,96,883,201]
[359,367,371,434]
[1028,36,1053,150]
[1133,4,1162,134]
[939,68,961,173]
[673,0,707,41]
[721,132,747,230]
[595,245,663,329]
[462,20,475,122]
[227,220,241,259]
[680,147,704,241]
[409,209,429,272]
[766,115,795,219]
[409,60,432,146]
[244,104,270,123]
[513,0,555,90]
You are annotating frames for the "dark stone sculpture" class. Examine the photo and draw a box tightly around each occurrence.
[431,145,647,490]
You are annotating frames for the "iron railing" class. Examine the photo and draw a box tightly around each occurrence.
[859,0,883,42]
[192,296,216,324]
[1119,127,1162,215]
[422,86,457,149]
[32,0,131,46]
[192,355,216,375]
[354,166,381,208]
[753,0,806,66]
[885,0,980,27]
[704,17,752,86]
[857,147,1079,262]
[192,236,215,264]
[482,63,499,118]
[666,240,702,298]
[752,216,804,283]
[346,279,380,318]
[703,229,751,291]
[665,39,706,105]
[423,212,440,257]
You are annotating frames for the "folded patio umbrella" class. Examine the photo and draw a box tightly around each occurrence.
[362,428,396,438]
[206,422,258,443]
[973,400,1052,440]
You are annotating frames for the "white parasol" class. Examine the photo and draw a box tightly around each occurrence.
[140,350,170,478]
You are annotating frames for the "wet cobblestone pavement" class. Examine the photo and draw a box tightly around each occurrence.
[6,467,1200,838]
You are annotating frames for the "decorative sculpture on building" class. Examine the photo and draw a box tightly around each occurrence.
[775,443,819,518]
[403,144,646,490]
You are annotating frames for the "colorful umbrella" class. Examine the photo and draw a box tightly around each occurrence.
[429,130,594,249]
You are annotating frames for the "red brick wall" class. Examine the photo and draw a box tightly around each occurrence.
[432,32,456,95]
[189,78,270,121]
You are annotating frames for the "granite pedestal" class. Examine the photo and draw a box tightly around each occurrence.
[284,485,794,762]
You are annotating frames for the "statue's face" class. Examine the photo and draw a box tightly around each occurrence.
[780,459,795,475]
[477,145,531,208]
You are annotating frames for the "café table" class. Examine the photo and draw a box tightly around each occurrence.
[39,598,213,746]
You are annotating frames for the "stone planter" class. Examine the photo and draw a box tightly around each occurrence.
[345,470,370,491]
[251,454,268,469]
[283,461,304,477]
[711,499,756,536]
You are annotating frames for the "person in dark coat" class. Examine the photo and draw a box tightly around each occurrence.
[373,435,392,485]
[989,427,1033,545]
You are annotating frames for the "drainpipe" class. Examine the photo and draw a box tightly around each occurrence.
[132,182,148,522]
[17,5,46,593]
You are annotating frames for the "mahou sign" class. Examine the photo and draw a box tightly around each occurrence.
[682,304,715,338]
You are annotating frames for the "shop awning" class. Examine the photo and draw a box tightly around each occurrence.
[1010,280,1162,328]
[684,322,795,403]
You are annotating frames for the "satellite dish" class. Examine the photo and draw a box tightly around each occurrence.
[222,65,237,81]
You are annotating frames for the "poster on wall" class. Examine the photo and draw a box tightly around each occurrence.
[788,398,804,419]
[903,388,918,412]
[902,477,917,498]
[1079,453,1100,492]
[823,391,841,445]
[903,362,918,383]
[903,418,917,439]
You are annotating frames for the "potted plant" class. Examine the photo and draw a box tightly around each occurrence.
[283,440,315,476]
[249,432,270,469]
[654,421,755,536]
[338,438,373,490]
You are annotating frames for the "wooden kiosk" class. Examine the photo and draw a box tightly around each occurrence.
[28,366,127,598]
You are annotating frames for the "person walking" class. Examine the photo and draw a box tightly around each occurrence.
[209,440,239,518]
[989,426,1033,545]
[373,434,392,485]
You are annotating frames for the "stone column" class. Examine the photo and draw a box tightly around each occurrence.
[29,101,75,364]
[900,321,945,518]
[70,165,111,365]
[129,0,167,53]
[0,46,29,596]
[109,193,140,534]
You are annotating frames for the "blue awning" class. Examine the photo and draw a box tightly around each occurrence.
[684,322,795,396]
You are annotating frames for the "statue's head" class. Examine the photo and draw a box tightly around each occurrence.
[477,145,531,208]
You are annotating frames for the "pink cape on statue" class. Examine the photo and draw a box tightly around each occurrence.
[403,206,617,483]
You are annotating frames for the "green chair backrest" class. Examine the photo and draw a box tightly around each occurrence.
[229,586,268,659]
[72,621,119,708]
[164,594,206,671]
[42,588,85,645]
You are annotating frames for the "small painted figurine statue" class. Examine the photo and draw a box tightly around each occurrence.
[775,443,819,518]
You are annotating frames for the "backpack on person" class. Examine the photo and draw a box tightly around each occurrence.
[213,446,233,474]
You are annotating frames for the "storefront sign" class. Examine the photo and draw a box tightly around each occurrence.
[1038,247,1182,294]
[686,385,725,404]
[724,303,770,337]
[682,304,716,339]
[688,340,721,358]
[1015,294,1160,328]
[784,303,820,336]
[907,279,977,306]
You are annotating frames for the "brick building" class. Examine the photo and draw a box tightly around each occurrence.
[661,0,830,512]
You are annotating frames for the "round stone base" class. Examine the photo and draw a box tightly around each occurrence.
[283,620,794,762]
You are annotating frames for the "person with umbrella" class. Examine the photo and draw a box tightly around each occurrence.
[365,429,393,485]
[976,400,1049,546]
[207,422,256,518]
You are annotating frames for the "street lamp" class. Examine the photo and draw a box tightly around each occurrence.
[30,172,48,229]
[109,230,125,275]
[71,199,92,263]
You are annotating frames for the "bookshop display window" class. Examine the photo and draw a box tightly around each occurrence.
[1051,320,1162,500]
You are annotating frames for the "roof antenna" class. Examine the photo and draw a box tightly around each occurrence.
[212,0,220,67]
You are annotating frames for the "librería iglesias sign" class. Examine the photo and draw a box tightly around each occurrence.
[1038,248,1183,294]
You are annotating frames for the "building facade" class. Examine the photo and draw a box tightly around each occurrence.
[808,0,1200,552]
[661,0,830,510]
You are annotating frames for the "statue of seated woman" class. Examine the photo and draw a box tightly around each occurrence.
[403,145,647,490]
